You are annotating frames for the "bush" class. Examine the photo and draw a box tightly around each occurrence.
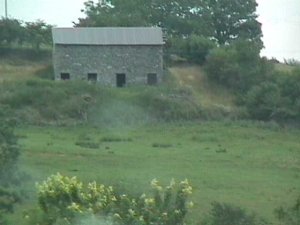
[35,174,193,225]
[201,202,269,225]
[0,117,21,224]
[274,196,300,225]
[205,40,270,92]
[0,119,20,185]
[169,35,216,65]
[136,87,202,121]
[243,68,300,122]
[244,82,281,120]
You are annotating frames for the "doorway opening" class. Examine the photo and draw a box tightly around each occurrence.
[116,73,126,87]
[147,73,157,85]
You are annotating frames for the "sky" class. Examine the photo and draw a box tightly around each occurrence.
[0,0,299,61]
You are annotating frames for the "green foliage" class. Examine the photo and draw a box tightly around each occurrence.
[35,174,193,225]
[169,36,216,65]
[0,119,19,185]
[76,0,262,48]
[0,80,204,125]
[274,196,300,225]
[0,17,24,46]
[205,0,262,46]
[136,87,202,121]
[25,20,52,51]
[34,64,54,80]
[201,202,269,225]
[0,79,99,124]
[243,68,300,121]
[244,82,281,120]
[0,117,21,224]
[205,40,266,92]
[0,17,52,50]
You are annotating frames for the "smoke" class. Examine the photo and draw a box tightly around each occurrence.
[75,215,113,225]
[88,99,156,129]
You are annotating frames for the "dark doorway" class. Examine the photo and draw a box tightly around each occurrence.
[88,73,97,82]
[147,73,157,85]
[116,73,126,87]
[60,73,70,80]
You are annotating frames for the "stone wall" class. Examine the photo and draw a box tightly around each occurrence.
[53,44,163,86]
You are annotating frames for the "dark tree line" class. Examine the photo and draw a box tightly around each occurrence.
[0,17,53,50]
[75,0,262,47]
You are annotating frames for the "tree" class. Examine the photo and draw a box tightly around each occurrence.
[0,17,23,46]
[205,0,262,46]
[25,20,52,50]
[205,39,265,91]
[76,0,262,47]
[76,0,213,37]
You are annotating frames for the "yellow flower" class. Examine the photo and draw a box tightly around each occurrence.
[167,178,176,189]
[128,209,135,216]
[114,213,121,219]
[140,193,146,199]
[145,198,155,205]
[162,212,168,217]
[182,186,192,195]
[67,202,82,213]
[180,179,189,186]
[175,209,181,214]
[151,178,159,187]
[139,216,144,221]
[187,201,194,208]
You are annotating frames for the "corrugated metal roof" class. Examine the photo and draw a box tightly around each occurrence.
[52,27,164,45]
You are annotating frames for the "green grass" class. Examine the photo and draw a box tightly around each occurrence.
[0,47,51,82]
[11,121,300,224]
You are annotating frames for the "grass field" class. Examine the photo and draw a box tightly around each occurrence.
[1,52,299,224]
[11,121,300,224]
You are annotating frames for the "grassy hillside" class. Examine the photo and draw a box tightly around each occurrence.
[0,51,240,125]
[1,51,299,225]
[8,121,299,224]
[0,48,51,81]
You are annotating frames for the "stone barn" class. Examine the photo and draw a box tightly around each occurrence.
[52,27,164,87]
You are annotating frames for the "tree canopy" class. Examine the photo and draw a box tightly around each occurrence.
[0,17,52,50]
[75,0,262,46]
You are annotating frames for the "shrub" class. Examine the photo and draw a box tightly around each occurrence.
[274,196,300,225]
[244,82,281,120]
[243,68,300,122]
[136,87,202,121]
[205,40,269,92]
[35,173,193,225]
[75,141,100,149]
[0,118,20,185]
[201,202,269,225]
[169,35,216,65]
[0,117,21,224]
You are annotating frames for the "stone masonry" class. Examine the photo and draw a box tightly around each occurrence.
[53,44,163,86]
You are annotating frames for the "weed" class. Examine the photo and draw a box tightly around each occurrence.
[152,143,173,148]
[201,202,269,225]
[100,136,133,143]
[75,141,100,149]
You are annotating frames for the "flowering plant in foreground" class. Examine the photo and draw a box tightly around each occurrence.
[36,173,193,225]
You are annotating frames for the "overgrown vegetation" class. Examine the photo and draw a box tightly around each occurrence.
[0,17,52,50]
[0,117,21,224]
[0,1,299,224]
[274,196,300,225]
[201,202,269,225]
[29,174,193,225]
[204,40,300,123]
